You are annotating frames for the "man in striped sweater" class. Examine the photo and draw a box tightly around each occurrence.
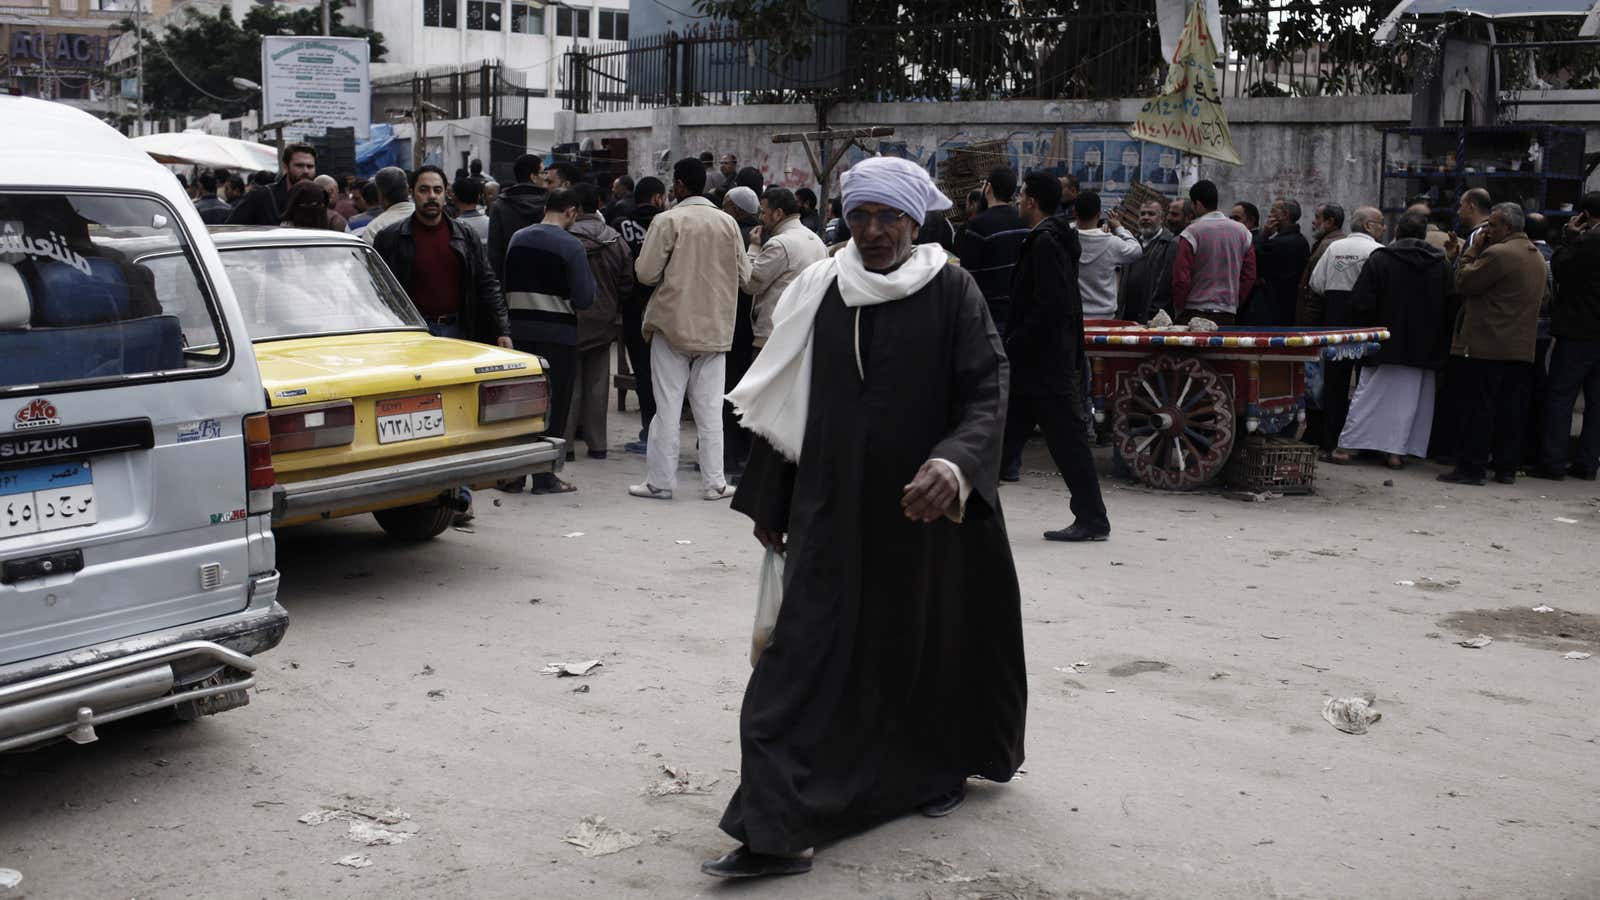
[502,187,596,494]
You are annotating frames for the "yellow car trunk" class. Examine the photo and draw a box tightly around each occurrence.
[253,331,548,483]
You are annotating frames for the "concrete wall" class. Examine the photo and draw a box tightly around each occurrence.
[556,92,1600,213]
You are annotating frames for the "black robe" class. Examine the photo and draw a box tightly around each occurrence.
[721,263,1027,855]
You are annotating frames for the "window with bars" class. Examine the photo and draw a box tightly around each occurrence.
[467,0,502,30]
[424,0,458,28]
[555,6,590,38]
[598,10,628,41]
[510,2,544,34]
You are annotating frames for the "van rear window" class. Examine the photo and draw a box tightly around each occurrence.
[0,192,226,392]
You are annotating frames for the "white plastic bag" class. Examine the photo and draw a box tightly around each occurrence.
[750,548,785,667]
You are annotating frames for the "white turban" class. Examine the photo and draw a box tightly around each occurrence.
[840,156,952,223]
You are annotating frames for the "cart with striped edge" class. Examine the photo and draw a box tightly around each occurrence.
[1084,323,1389,490]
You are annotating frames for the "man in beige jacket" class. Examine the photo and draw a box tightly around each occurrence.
[631,157,752,501]
[744,186,829,352]
[1438,202,1547,486]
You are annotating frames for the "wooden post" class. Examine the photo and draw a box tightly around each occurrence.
[771,125,895,204]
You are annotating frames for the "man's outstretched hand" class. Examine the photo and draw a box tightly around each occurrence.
[902,460,958,523]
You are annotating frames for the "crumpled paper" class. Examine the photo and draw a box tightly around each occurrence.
[298,803,418,846]
[563,815,643,857]
[1322,695,1382,735]
[644,765,720,798]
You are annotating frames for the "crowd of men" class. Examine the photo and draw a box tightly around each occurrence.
[168,140,1600,882]
[179,144,1600,534]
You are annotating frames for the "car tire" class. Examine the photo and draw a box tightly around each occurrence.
[373,501,454,541]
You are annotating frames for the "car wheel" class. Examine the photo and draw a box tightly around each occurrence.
[373,501,455,541]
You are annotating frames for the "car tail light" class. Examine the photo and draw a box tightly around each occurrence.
[244,412,275,515]
[268,401,355,453]
[480,377,548,424]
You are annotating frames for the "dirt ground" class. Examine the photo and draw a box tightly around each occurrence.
[2,420,1598,900]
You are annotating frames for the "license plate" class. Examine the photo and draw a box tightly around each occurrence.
[375,394,446,445]
[0,461,96,539]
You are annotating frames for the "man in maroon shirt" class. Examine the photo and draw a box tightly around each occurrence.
[371,165,512,346]
[371,165,515,524]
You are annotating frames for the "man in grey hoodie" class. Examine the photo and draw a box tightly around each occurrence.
[1071,191,1142,319]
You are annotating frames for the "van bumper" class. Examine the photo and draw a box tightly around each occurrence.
[272,438,565,523]
[0,597,288,753]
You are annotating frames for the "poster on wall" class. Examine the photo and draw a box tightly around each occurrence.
[1067,128,1182,208]
[261,35,371,143]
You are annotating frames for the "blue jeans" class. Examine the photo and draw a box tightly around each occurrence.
[1541,338,1600,474]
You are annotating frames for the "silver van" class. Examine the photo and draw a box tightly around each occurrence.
[0,98,287,752]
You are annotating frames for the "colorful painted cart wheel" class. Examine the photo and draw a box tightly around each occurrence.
[1112,355,1236,490]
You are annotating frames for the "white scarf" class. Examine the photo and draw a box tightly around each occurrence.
[726,241,948,462]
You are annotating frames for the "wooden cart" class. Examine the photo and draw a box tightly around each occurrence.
[1085,323,1388,490]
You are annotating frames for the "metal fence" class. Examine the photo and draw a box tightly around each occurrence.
[563,1,1426,113]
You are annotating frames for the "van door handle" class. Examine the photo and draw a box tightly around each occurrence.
[2,549,85,585]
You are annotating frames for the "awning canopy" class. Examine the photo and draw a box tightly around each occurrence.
[130,132,279,172]
[1377,0,1600,41]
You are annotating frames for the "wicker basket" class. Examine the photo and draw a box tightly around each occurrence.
[1225,436,1317,494]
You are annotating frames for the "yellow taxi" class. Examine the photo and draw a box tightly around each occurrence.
[136,226,563,539]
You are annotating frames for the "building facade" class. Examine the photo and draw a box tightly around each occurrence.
[363,0,629,169]
[2,0,170,113]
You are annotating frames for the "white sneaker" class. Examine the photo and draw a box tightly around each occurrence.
[628,482,673,500]
[702,485,735,501]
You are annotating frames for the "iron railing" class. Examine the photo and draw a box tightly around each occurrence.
[563,1,1429,113]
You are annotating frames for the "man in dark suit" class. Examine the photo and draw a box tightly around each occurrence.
[1106,145,1141,189]
[1148,147,1181,186]
[1074,146,1104,186]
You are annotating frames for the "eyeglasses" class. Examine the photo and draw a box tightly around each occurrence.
[845,209,910,230]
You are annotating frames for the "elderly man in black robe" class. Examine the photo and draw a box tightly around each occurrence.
[708,157,1027,879]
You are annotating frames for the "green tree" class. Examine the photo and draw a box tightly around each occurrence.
[126,0,384,120]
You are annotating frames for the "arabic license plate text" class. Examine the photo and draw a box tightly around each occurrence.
[375,394,446,445]
[0,461,96,539]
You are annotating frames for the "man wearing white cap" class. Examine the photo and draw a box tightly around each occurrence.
[706,157,1026,880]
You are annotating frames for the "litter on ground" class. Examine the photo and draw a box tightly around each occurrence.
[541,660,602,677]
[1457,634,1494,649]
[563,816,643,857]
[1322,696,1382,735]
[333,855,372,869]
[1564,651,1592,660]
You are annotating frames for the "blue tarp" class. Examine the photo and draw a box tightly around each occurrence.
[355,124,409,177]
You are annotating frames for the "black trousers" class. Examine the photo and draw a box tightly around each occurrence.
[521,339,576,440]
[1452,357,1533,478]
[621,301,656,437]
[1319,359,1356,452]
[1002,391,1109,534]
[723,294,756,472]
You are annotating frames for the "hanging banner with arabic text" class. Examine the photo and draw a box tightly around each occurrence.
[1128,0,1240,166]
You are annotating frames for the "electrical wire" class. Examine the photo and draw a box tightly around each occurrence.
[142,25,248,104]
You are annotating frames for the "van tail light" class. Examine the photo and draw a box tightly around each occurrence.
[268,401,356,453]
[479,377,548,424]
[244,412,275,515]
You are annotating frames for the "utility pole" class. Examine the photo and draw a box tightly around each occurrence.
[322,0,331,36]
[390,98,450,172]
[134,0,144,135]
[259,117,315,151]
[771,126,894,206]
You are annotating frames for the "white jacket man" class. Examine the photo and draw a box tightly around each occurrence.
[743,188,828,349]
[1309,206,1386,322]
[1074,221,1142,319]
